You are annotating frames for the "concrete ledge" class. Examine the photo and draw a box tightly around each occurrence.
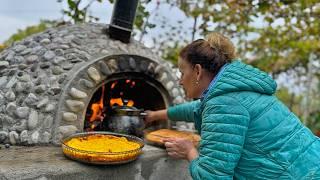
[0,145,192,180]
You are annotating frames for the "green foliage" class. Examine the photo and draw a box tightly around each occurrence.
[307,112,320,133]
[0,44,6,52]
[275,87,303,116]
[135,3,151,31]
[154,0,320,74]
[58,0,103,23]
[160,42,182,65]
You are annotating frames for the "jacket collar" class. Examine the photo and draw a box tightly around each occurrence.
[200,63,230,102]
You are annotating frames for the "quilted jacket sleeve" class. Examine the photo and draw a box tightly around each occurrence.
[167,100,200,122]
[189,95,250,180]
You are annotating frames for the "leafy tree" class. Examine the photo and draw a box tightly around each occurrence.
[155,0,320,73]
[57,0,103,23]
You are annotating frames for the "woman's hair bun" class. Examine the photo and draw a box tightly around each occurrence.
[206,32,236,60]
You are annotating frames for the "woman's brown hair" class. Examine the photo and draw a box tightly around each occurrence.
[179,32,236,76]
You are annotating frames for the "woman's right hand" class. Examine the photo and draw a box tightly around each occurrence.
[144,109,168,124]
[144,110,158,124]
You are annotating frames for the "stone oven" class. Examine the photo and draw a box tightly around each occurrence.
[0,0,186,145]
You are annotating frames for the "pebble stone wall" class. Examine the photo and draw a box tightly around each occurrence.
[0,23,185,145]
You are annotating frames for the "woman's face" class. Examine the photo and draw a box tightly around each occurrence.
[178,58,203,99]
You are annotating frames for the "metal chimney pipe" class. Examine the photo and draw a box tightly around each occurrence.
[108,0,139,43]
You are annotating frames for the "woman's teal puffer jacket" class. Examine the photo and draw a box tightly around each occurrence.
[168,60,320,179]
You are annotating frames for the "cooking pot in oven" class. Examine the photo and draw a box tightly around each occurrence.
[107,105,147,137]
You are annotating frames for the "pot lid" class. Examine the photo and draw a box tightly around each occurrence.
[113,105,137,111]
[112,105,143,116]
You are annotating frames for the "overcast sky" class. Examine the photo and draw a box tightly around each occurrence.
[0,0,59,43]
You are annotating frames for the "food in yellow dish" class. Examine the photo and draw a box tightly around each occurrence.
[62,134,143,164]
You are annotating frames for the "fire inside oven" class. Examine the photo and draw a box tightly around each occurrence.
[84,73,168,133]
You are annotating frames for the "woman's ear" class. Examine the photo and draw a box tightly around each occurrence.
[194,64,202,81]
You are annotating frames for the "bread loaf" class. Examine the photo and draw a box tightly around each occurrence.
[145,129,200,147]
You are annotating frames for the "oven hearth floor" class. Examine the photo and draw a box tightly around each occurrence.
[0,145,191,180]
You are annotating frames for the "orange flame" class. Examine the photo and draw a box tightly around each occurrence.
[110,98,123,107]
[127,100,134,107]
[110,98,134,107]
[89,85,104,122]
[111,82,117,89]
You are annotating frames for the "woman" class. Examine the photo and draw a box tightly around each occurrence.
[145,32,320,179]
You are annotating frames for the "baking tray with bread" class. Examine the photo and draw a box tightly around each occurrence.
[144,129,201,147]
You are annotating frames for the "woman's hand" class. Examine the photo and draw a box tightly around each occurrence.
[163,138,198,161]
[144,109,168,125]
[144,110,156,124]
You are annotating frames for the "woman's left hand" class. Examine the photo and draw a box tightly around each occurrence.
[163,138,198,161]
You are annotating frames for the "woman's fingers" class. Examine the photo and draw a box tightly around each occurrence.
[165,140,182,158]
[162,137,176,143]
[143,110,152,123]
[166,147,177,152]
[168,151,177,157]
[163,137,197,160]
[164,141,175,148]
[168,151,185,159]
